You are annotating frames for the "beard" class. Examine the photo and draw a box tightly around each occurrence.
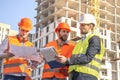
[80,29,88,34]
[59,35,68,41]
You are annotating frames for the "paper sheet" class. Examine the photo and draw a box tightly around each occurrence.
[9,44,41,63]
[39,46,57,62]
[40,46,65,68]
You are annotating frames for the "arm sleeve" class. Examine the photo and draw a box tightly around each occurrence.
[68,36,101,65]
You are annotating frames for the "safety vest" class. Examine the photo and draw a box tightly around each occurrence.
[42,40,75,78]
[68,34,105,79]
[3,36,33,76]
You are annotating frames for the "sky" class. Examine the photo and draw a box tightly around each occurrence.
[0,0,37,33]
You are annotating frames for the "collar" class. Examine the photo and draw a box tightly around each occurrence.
[87,32,93,37]
[82,32,93,37]
[81,32,93,41]
[56,40,68,47]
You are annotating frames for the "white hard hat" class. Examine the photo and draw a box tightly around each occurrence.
[79,14,96,25]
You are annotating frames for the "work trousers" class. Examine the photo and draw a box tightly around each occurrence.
[4,75,25,80]
[69,70,97,80]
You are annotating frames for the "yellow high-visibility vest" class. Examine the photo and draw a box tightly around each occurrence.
[69,34,105,79]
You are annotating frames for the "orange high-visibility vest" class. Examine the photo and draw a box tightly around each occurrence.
[42,40,75,78]
[3,36,33,77]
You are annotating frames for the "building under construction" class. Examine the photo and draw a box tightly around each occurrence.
[32,0,120,80]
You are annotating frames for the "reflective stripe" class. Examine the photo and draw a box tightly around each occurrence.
[43,69,67,73]
[85,57,101,73]
[85,64,99,73]
[93,57,101,63]
[43,69,60,72]
[4,63,23,68]
[43,69,54,72]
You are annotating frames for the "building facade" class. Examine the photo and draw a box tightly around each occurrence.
[0,23,18,44]
[0,23,10,44]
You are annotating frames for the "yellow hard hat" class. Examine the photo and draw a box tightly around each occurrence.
[18,17,33,31]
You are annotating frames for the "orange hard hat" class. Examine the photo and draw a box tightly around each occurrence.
[18,17,33,31]
[55,22,71,32]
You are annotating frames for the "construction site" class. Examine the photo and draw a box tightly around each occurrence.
[0,0,120,80]
[29,0,120,80]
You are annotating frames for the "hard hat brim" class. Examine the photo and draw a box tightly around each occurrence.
[19,26,32,31]
[55,28,71,32]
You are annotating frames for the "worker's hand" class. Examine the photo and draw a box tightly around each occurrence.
[30,61,39,69]
[38,52,43,58]
[38,52,45,63]
[2,50,14,59]
[55,55,67,64]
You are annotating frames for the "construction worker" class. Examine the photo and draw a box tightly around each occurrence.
[2,17,38,80]
[42,22,75,80]
[55,14,105,80]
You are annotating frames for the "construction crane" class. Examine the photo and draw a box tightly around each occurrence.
[70,0,100,42]
[90,0,100,34]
